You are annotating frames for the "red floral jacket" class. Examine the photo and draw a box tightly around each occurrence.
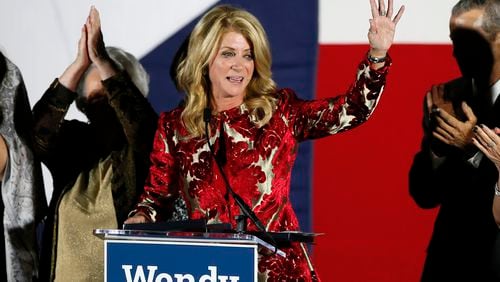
[133,57,390,281]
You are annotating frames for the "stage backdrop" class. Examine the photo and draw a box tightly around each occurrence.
[0,1,460,281]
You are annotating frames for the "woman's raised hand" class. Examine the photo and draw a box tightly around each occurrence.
[368,0,405,57]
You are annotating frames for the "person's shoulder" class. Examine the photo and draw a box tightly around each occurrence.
[158,107,185,131]
[445,77,470,87]
[273,88,300,103]
[3,56,20,73]
[2,56,23,87]
[274,88,297,96]
[159,107,182,121]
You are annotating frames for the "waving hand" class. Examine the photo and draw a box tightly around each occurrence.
[368,0,405,57]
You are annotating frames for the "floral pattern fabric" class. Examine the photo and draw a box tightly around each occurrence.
[134,57,390,281]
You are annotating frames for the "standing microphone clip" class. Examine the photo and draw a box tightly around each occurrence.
[235,215,248,233]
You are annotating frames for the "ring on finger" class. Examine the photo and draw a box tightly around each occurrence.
[488,142,496,148]
[380,11,387,17]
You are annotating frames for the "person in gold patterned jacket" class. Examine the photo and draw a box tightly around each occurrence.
[33,7,158,281]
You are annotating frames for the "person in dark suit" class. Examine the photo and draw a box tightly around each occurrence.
[409,0,500,281]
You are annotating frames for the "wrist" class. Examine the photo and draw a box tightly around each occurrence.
[93,58,117,80]
[367,54,386,64]
[368,48,387,58]
[58,64,88,92]
[366,50,388,68]
[68,61,89,76]
[136,212,151,221]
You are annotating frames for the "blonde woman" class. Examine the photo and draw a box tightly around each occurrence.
[127,1,404,280]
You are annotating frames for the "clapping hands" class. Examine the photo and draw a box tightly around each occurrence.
[473,126,500,170]
[426,84,477,150]
[60,5,115,90]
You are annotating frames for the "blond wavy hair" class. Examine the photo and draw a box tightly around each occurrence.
[176,5,277,138]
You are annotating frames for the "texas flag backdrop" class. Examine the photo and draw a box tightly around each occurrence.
[0,1,461,281]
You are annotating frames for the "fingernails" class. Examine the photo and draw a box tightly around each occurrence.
[473,126,478,133]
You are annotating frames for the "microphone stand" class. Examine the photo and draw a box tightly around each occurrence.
[203,108,278,253]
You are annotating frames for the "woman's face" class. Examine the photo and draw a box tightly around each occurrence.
[208,31,254,103]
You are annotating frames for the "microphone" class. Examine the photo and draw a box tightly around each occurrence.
[203,108,211,123]
[203,108,278,251]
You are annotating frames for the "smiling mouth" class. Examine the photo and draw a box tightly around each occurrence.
[227,76,244,83]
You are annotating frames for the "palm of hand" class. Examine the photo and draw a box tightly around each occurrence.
[368,17,396,51]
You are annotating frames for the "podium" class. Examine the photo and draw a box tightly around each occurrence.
[94,229,286,282]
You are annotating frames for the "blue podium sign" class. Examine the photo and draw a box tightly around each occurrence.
[105,238,257,282]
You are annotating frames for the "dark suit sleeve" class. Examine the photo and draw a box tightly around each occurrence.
[409,97,450,208]
[409,150,444,209]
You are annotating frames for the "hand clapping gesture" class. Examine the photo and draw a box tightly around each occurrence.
[59,6,116,90]
[85,6,116,80]
[473,126,500,170]
[427,84,477,150]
